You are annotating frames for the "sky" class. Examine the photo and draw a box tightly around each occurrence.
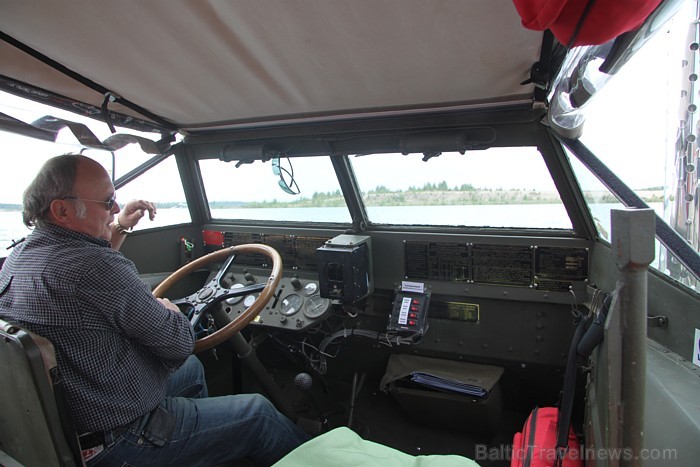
[0,0,693,204]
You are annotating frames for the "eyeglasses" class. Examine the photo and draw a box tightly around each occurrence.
[271,157,300,195]
[60,195,117,210]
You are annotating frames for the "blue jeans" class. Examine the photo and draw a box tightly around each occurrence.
[87,355,309,466]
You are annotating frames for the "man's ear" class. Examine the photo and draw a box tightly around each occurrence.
[47,199,73,227]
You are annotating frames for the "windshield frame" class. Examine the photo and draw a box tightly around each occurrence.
[182,108,595,239]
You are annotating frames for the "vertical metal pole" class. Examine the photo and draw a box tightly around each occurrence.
[611,208,654,466]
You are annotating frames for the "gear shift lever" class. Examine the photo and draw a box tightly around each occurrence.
[294,373,329,431]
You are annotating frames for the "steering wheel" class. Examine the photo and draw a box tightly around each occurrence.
[153,244,282,353]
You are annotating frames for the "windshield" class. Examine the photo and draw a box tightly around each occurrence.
[350,148,571,229]
[199,147,572,230]
[200,156,351,224]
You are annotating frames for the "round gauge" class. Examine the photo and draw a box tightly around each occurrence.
[303,282,318,296]
[224,283,245,305]
[243,294,257,308]
[304,295,331,319]
[280,293,302,316]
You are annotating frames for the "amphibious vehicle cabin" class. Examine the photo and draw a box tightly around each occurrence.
[0,1,699,466]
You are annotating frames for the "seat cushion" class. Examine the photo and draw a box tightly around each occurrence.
[273,427,480,467]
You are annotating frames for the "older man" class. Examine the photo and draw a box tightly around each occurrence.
[0,154,307,466]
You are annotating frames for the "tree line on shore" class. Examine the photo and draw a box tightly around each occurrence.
[0,183,665,211]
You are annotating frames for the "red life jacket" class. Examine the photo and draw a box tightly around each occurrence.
[512,0,663,46]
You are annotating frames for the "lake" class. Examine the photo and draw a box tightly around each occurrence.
[0,203,663,258]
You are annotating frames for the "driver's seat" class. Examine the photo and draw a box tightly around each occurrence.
[0,318,84,466]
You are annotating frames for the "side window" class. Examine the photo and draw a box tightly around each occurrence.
[565,152,627,242]
[573,4,698,292]
[0,91,187,256]
[83,150,191,231]
[0,131,60,257]
[567,149,698,291]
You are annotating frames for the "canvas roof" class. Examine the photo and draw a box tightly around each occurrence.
[0,0,544,134]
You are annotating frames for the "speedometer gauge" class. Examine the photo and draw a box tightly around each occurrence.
[304,295,330,319]
[280,293,302,316]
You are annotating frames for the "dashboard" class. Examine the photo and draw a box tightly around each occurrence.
[201,228,592,306]
[140,226,594,367]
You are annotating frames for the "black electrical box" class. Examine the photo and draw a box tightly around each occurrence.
[387,286,431,336]
[317,235,373,303]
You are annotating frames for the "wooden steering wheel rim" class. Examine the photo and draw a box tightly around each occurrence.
[152,244,282,353]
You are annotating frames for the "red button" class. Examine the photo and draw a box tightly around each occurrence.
[408,320,416,326]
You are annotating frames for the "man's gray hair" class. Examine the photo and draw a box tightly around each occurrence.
[22,154,87,228]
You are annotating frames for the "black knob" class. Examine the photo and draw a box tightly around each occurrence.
[244,272,255,283]
[293,372,330,432]
[291,276,302,290]
[294,372,313,392]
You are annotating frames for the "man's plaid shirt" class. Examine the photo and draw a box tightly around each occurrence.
[0,224,194,433]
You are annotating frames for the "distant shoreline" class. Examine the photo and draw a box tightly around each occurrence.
[0,189,665,211]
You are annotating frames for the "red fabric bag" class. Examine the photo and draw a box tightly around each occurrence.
[512,0,663,46]
[511,407,583,467]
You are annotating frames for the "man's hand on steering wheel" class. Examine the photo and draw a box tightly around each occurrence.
[157,297,181,313]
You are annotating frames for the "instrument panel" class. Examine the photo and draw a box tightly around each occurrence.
[216,267,332,331]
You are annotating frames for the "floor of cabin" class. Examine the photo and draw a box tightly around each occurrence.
[201,342,531,467]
